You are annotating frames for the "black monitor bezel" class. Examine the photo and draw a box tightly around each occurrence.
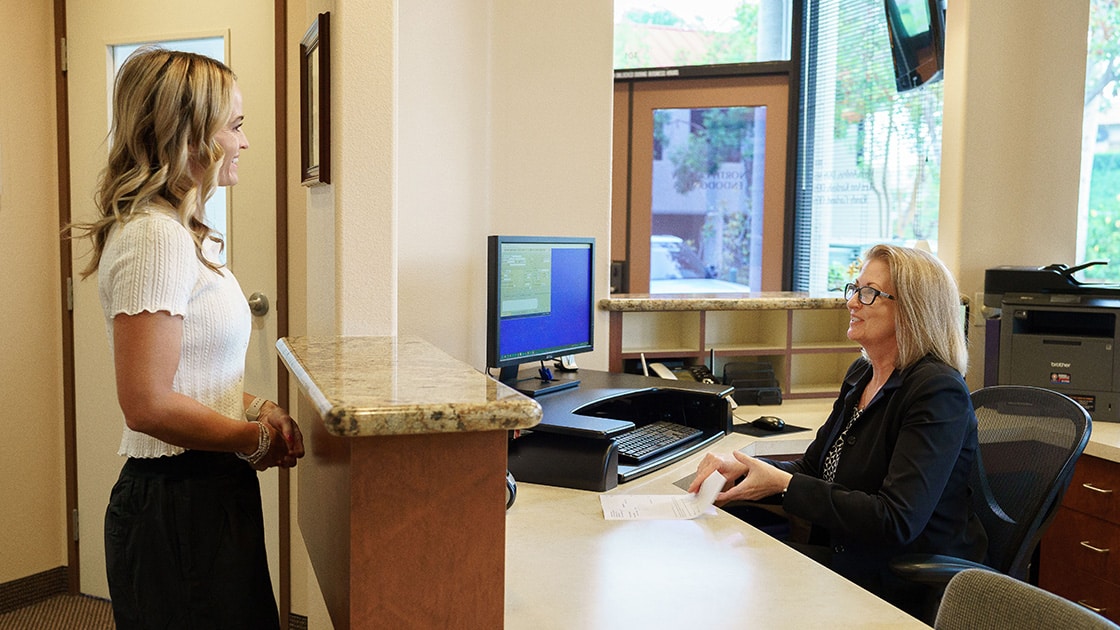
[486,235,596,373]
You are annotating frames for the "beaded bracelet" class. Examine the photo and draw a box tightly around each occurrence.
[237,420,271,465]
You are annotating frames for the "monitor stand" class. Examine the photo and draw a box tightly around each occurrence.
[499,365,580,398]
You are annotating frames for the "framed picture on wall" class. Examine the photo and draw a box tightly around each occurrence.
[300,12,331,186]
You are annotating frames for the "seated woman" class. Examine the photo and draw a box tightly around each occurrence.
[689,244,987,617]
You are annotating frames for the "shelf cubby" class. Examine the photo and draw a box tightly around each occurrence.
[603,294,852,400]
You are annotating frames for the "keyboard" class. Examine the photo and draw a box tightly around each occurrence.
[614,420,703,463]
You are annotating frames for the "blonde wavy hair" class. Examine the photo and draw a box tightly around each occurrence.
[72,47,235,278]
[864,244,969,375]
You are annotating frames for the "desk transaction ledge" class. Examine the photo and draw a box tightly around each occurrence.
[276,335,542,437]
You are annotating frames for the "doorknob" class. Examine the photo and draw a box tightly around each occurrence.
[248,292,270,317]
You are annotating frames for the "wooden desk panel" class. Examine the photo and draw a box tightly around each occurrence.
[300,394,508,629]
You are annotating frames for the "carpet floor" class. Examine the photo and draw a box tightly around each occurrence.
[0,594,114,629]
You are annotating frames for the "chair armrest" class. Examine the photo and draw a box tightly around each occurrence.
[888,553,996,586]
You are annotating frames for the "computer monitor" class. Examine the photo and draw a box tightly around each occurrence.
[486,235,595,397]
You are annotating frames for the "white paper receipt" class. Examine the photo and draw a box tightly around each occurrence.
[600,470,726,520]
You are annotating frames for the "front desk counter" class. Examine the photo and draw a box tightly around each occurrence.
[1084,421,1120,463]
[505,398,929,629]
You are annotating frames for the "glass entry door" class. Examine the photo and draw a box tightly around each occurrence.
[616,76,789,293]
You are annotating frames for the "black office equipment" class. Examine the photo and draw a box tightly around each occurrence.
[986,261,1120,421]
[723,361,783,406]
[486,235,595,397]
[506,369,733,491]
[613,420,703,463]
[750,416,785,432]
[983,261,1116,307]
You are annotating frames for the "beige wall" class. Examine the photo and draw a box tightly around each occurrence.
[0,2,66,584]
[397,1,614,370]
[938,0,1091,388]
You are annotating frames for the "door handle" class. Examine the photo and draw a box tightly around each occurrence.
[1079,540,1111,554]
[248,292,270,317]
[1078,600,1107,614]
[1083,483,1114,494]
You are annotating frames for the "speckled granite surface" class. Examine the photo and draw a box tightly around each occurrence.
[276,336,542,437]
[600,292,848,311]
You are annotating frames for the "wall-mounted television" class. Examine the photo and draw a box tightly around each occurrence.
[885,0,946,92]
[486,235,595,397]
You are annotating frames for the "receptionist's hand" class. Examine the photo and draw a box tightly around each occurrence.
[715,451,793,504]
[689,452,748,496]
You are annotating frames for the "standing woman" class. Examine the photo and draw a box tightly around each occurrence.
[690,244,986,617]
[70,47,304,628]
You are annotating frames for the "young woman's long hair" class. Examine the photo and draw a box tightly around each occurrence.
[72,47,235,278]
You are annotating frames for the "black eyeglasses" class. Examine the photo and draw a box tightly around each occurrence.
[844,283,897,306]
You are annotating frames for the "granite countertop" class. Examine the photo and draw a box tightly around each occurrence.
[600,292,847,311]
[276,335,542,438]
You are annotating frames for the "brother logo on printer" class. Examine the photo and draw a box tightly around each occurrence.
[1051,361,1072,368]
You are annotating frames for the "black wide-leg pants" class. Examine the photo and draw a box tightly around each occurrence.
[105,450,280,630]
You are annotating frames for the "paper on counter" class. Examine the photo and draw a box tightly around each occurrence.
[600,470,726,520]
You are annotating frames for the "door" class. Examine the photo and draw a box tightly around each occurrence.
[66,0,279,599]
[616,76,789,293]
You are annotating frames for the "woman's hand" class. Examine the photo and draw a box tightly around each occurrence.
[716,451,793,504]
[256,401,305,469]
[688,451,749,496]
[688,451,793,505]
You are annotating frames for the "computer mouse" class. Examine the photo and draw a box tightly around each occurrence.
[751,415,785,432]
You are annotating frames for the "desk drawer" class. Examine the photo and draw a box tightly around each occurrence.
[1064,456,1120,524]
[1040,555,1120,624]
[1043,506,1120,583]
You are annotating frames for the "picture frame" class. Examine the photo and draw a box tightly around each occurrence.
[300,12,331,186]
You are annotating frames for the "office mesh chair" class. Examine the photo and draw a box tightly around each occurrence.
[935,568,1119,630]
[890,385,1092,606]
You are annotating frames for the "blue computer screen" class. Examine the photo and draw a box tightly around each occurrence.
[488,236,594,368]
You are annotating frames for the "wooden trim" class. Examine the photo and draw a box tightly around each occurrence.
[52,0,79,595]
[611,83,632,290]
[608,311,624,372]
[782,0,805,290]
[299,12,330,186]
[628,76,790,293]
[273,0,292,626]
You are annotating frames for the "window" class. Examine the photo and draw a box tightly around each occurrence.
[613,1,945,294]
[1077,0,1120,283]
[792,0,944,293]
[614,0,791,71]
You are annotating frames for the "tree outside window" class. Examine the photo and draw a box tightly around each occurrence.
[1079,0,1120,282]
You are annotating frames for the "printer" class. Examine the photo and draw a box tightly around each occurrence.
[986,261,1120,421]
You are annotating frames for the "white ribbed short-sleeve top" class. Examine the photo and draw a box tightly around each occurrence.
[98,209,251,458]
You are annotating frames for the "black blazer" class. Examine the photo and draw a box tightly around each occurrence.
[770,355,988,589]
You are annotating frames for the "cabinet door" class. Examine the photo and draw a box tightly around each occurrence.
[1043,506,1120,583]
[1064,456,1120,524]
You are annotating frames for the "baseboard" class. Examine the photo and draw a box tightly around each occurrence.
[0,566,68,614]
